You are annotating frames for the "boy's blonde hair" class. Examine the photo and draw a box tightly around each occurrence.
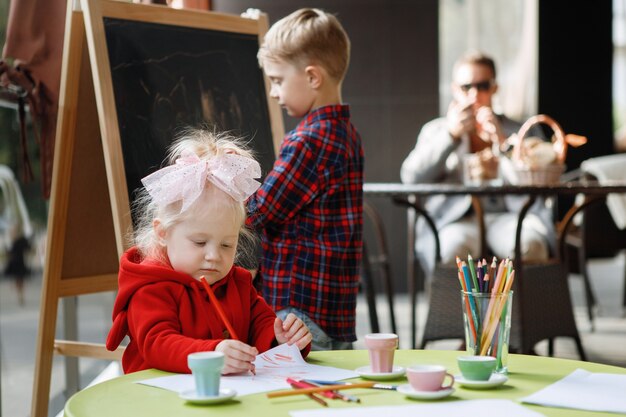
[258,8,350,83]
[132,128,257,265]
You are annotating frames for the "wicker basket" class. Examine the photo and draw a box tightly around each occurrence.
[513,163,565,186]
[512,114,567,185]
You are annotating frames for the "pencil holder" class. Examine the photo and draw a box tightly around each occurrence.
[461,290,513,374]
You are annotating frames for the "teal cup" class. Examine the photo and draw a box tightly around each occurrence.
[188,351,224,397]
[457,355,497,381]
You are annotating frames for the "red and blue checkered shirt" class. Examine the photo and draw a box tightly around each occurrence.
[247,104,364,342]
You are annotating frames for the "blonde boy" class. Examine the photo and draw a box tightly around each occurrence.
[248,8,364,350]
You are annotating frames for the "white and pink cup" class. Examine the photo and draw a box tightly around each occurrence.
[406,365,455,392]
[364,333,398,373]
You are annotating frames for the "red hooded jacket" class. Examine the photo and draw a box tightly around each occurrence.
[106,247,309,374]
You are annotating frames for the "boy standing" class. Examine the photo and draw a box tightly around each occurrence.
[248,8,363,350]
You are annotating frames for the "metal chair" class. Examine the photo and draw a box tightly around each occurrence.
[360,201,397,334]
[563,171,626,328]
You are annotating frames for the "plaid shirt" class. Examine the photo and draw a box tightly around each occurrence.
[247,104,364,342]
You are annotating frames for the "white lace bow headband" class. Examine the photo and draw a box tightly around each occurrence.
[141,150,261,212]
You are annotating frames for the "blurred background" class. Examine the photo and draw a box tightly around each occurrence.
[1,0,626,416]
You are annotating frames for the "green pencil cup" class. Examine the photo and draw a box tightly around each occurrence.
[461,290,513,374]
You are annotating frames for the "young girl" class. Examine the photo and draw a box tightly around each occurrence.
[106,129,312,374]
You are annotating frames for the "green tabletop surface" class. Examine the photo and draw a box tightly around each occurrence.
[64,349,626,417]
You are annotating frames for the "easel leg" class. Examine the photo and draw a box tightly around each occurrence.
[64,297,80,396]
[31,277,60,417]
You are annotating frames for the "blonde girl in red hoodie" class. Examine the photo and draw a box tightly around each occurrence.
[106,129,311,374]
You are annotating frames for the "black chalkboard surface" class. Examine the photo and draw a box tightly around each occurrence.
[103,17,276,220]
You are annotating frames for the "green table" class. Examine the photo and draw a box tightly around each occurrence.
[64,350,626,417]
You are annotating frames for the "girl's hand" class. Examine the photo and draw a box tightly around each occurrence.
[274,313,312,350]
[215,340,258,374]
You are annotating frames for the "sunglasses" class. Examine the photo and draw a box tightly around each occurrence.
[459,80,494,92]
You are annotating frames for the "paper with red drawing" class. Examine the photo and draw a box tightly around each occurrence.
[136,343,359,396]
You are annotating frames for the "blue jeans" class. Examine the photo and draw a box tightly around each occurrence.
[276,307,353,351]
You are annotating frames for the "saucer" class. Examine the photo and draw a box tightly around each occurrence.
[355,365,405,380]
[397,384,455,400]
[454,373,508,389]
[179,388,236,405]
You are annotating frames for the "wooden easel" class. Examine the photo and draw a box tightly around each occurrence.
[31,1,282,416]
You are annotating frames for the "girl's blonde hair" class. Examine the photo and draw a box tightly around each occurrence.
[258,8,350,83]
[131,128,258,265]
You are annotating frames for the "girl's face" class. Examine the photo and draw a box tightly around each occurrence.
[156,193,240,284]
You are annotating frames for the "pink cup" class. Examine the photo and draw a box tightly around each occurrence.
[364,333,398,373]
[406,365,455,392]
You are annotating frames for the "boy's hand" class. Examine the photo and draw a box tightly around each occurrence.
[215,340,258,375]
[274,313,312,350]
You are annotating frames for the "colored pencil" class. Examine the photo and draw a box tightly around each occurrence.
[482,273,490,293]
[461,262,481,331]
[267,381,377,398]
[298,379,360,403]
[287,378,328,406]
[199,276,239,340]
[460,262,471,291]
[482,259,488,284]
[459,271,477,347]
[476,259,484,292]
[467,254,479,292]
[480,270,515,355]
[479,259,507,348]
[455,256,463,271]
[488,257,497,292]
[304,379,397,391]
[288,378,335,400]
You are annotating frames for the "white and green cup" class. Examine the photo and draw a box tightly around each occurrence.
[188,351,224,397]
[457,355,497,381]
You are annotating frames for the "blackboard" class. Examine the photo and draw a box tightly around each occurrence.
[103,17,277,221]
[85,0,282,245]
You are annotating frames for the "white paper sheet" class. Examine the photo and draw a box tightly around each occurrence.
[290,399,546,417]
[520,368,626,414]
[136,343,359,396]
